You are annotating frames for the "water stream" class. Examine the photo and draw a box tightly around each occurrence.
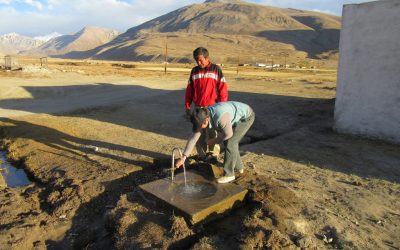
[0,151,31,188]
[171,147,187,185]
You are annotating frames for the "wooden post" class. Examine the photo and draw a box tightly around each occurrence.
[164,41,168,74]
[40,57,48,68]
[237,55,239,75]
[5,56,11,70]
[284,54,287,68]
[270,54,274,72]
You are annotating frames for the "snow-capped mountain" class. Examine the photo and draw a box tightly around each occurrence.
[25,26,120,56]
[0,32,45,54]
[1,27,119,56]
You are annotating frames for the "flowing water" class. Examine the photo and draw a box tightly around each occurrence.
[0,151,31,187]
[171,147,187,185]
[139,171,247,224]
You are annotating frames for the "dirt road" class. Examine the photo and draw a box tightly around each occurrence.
[0,66,399,249]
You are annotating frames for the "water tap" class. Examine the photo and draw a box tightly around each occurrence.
[171,147,186,184]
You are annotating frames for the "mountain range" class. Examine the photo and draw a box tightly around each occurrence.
[0,33,47,55]
[62,0,341,63]
[2,0,341,63]
[0,27,119,56]
[33,32,63,42]
[21,27,120,56]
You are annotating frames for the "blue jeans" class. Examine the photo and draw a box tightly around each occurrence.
[223,113,255,176]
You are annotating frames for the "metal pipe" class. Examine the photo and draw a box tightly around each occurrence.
[171,147,186,185]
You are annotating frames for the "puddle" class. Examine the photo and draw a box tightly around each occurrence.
[0,151,31,188]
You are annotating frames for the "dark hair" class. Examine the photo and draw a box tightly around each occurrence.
[193,47,209,59]
[190,107,209,132]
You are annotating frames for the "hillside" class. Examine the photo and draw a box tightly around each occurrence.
[0,33,45,55]
[62,0,341,63]
[24,27,120,56]
[33,32,62,42]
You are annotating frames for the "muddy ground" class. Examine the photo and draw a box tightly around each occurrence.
[0,62,399,249]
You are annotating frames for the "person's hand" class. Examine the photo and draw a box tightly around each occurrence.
[207,138,216,149]
[175,158,185,168]
[184,109,191,121]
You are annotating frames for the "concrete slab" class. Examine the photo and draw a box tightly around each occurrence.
[0,157,6,189]
[139,171,247,224]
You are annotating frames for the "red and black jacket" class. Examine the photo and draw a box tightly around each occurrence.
[185,62,228,110]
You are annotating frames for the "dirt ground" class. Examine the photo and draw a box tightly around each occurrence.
[0,61,399,250]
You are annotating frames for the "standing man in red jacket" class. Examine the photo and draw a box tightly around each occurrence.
[185,47,229,159]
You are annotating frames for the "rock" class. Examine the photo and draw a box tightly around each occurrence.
[246,162,255,169]
[297,236,313,248]
[32,240,45,249]
[266,230,296,248]
[323,234,333,244]
[376,220,384,226]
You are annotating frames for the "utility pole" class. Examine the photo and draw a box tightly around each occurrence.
[270,54,274,72]
[280,52,288,69]
[237,55,239,75]
[164,40,168,74]
[284,53,287,68]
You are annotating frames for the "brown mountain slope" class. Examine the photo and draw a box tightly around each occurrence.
[124,1,310,35]
[24,27,120,56]
[0,33,44,55]
[61,0,341,62]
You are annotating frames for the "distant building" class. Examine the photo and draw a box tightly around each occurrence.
[265,64,281,69]
[252,63,266,67]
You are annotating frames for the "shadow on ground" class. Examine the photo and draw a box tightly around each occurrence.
[0,118,166,165]
[1,83,399,183]
[1,82,399,248]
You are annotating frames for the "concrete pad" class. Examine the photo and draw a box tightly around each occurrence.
[210,164,224,178]
[139,171,247,224]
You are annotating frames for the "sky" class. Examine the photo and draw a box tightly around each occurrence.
[0,0,375,37]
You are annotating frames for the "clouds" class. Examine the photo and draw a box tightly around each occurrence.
[0,0,372,37]
[0,0,197,36]
[0,0,45,9]
[311,9,336,16]
[24,0,44,10]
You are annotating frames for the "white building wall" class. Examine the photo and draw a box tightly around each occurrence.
[334,0,400,143]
